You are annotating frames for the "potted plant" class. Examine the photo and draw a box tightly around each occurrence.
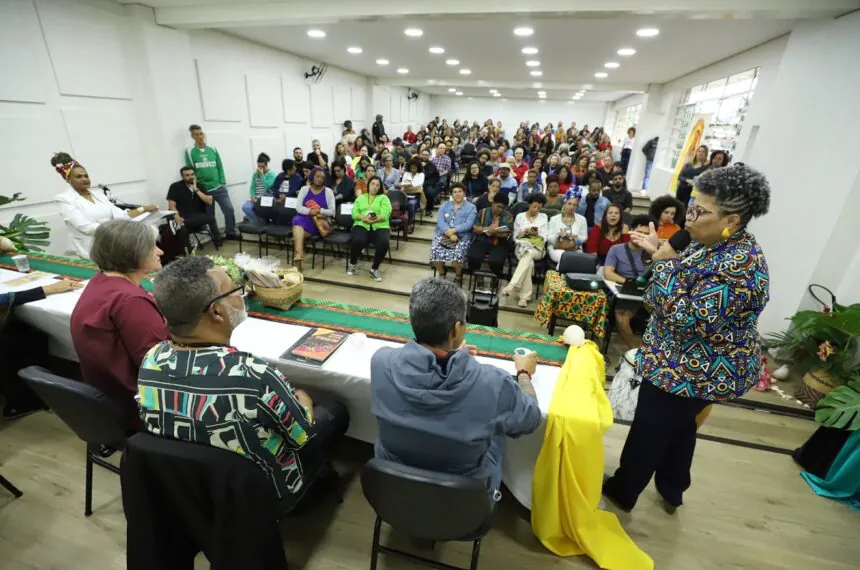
[766,301,860,405]
[816,377,860,431]
[0,193,52,253]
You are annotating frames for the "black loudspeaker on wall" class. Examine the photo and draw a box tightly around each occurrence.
[467,271,500,328]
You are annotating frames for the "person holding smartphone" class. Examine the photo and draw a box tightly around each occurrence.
[467,193,513,279]
[347,176,391,282]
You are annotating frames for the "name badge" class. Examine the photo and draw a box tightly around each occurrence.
[340,203,354,215]
[260,196,274,207]
[283,197,298,208]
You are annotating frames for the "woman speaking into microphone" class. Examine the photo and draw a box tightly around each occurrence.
[604,164,771,513]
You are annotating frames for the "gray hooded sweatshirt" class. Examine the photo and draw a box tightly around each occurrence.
[371,342,541,485]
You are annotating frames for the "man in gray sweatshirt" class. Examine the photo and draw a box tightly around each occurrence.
[371,278,542,503]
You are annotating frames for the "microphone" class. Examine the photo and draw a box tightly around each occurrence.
[97,184,112,201]
[636,230,692,286]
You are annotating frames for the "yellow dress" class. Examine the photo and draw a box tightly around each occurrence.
[531,340,653,569]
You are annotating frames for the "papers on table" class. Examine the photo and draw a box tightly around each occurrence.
[0,270,60,292]
[134,210,177,225]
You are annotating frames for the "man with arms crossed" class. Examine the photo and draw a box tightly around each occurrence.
[185,124,238,239]
[371,278,541,504]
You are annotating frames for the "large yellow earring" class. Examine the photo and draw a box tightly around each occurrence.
[721,227,731,239]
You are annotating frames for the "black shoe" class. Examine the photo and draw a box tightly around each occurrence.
[602,477,633,513]
[226,234,241,241]
[659,496,679,515]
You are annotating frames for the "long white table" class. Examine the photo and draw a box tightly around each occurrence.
[0,267,564,508]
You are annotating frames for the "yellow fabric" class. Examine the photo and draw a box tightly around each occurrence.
[531,340,653,569]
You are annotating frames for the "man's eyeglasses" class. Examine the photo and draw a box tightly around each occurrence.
[686,206,716,222]
[202,284,246,313]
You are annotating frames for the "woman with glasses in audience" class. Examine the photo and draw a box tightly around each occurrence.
[604,165,771,514]
[676,145,710,208]
[70,219,169,425]
[649,195,685,240]
[380,155,400,192]
[292,167,335,272]
[348,176,391,282]
[504,193,548,307]
[585,203,629,264]
[429,183,477,285]
[463,161,489,200]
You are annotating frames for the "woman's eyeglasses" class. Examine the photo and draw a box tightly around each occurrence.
[202,284,246,313]
[686,206,716,222]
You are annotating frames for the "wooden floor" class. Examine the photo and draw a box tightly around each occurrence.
[2,218,851,569]
[1,411,858,570]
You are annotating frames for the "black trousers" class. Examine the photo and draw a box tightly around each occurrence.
[349,227,390,269]
[467,238,509,277]
[605,381,710,510]
[620,148,632,174]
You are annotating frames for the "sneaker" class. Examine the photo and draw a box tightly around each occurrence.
[347,263,356,276]
[370,268,382,282]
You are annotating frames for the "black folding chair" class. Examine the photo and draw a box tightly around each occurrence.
[361,458,493,570]
[324,211,354,268]
[18,366,139,516]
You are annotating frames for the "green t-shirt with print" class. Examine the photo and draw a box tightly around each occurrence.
[184,145,226,190]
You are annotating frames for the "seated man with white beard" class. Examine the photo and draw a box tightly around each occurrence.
[137,256,349,502]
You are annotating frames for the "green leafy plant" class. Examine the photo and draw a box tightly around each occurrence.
[0,194,52,253]
[208,255,245,286]
[766,303,860,385]
[816,378,860,431]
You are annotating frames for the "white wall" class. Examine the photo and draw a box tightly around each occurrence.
[0,0,389,254]
[429,96,609,135]
[371,85,432,140]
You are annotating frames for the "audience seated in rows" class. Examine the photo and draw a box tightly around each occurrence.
[242,153,277,225]
[271,159,303,200]
[370,277,541,504]
[467,193,513,278]
[504,193,549,307]
[429,183,477,284]
[139,256,350,503]
[603,215,652,349]
[292,167,335,271]
[348,177,391,282]
[70,219,169,425]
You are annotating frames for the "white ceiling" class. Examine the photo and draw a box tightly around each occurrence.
[223,17,797,102]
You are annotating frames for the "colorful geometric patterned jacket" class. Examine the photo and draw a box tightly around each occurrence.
[635,230,769,401]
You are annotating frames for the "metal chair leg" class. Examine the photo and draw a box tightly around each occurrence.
[370,516,382,570]
[0,474,23,498]
[84,449,94,517]
[469,539,482,570]
[238,233,244,253]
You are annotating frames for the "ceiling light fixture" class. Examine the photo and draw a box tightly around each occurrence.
[636,27,660,37]
[376,59,389,65]
[532,82,542,88]
[537,91,546,95]
[429,47,445,54]
[525,60,540,67]
[594,72,608,78]
[513,27,534,37]
[604,61,620,69]
[455,91,463,96]
[617,47,636,56]
[404,27,423,37]
[448,88,457,92]
[347,46,362,54]
[583,83,593,89]
[489,89,498,93]
[521,46,539,55]
[397,68,409,74]
[307,29,326,38]
[530,70,543,77]
[459,68,471,75]
[445,59,460,66]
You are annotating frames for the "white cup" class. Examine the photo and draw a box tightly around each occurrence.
[12,255,29,273]
[514,347,535,358]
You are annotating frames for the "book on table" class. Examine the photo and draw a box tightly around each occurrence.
[280,327,349,367]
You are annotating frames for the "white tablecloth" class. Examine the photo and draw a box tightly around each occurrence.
[0,267,562,508]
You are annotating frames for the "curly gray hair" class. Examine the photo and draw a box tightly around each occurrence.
[152,256,219,336]
[694,163,771,226]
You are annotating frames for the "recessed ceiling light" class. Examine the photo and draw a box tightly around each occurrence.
[397,68,409,74]
[636,27,660,37]
[455,91,463,96]
[445,59,460,66]
[429,46,445,54]
[532,82,542,88]
[448,88,457,92]
[604,62,620,69]
[530,70,543,77]
[493,93,501,97]
[459,68,471,75]
[617,48,636,56]
[347,46,362,54]
[537,91,546,95]
[307,29,326,38]
[489,89,498,93]
[583,83,593,89]
[376,59,389,65]
[513,27,534,37]
[521,47,539,55]
[526,60,541,67]
[572,96,579,100]
[594,72,608,78]
[404,27,423,37]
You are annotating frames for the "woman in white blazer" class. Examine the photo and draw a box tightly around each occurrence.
[52,153,157,258]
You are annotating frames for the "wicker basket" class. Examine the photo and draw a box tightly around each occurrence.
[253,268,303,310]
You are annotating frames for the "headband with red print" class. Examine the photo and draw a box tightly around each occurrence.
[52,153,79,181]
